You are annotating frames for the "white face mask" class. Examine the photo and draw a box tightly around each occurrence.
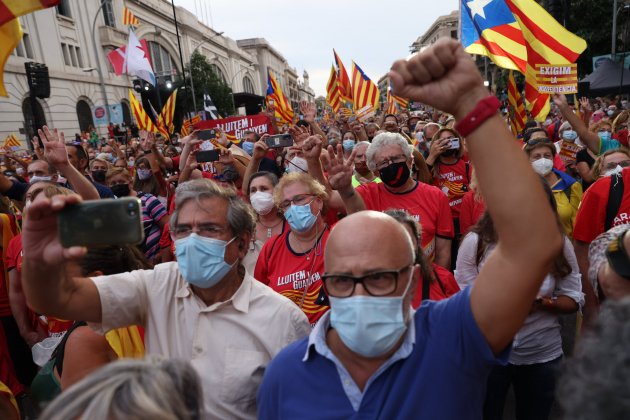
[29,175,53,184]
[531,158,554,176]
[287,156,308,173]
[604,165,625,177]
[250,191,275,215]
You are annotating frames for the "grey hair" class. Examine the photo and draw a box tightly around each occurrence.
[171,179,256,238]
[354,141,371,150]
[557,298,630,419]
[40,358,203,420]
[366,132,413,172]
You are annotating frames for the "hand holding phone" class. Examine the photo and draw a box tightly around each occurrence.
[196,149,220,163]
[265,134,294,149]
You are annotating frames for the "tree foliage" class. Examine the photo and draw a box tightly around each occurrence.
[178,52,234,117]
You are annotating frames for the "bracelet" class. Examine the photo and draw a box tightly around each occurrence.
[454,96,501,138]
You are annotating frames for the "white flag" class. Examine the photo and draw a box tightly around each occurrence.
[203,93,218,120]
[124,28,156,86]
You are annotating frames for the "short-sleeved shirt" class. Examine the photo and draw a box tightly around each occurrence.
[257,287,509,419]
[356,181,454,261]
[573,168,630,244]
[459,191,486,236]
[431,159,470,219]
[254,227,331,325]
[90,263,311,419]
[136,192,167,262]
[599,137,621,154]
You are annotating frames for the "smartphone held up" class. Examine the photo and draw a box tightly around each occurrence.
[58,198,144,248]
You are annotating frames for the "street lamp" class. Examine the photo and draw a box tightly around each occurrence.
[229,64,255,115]
[90,0,111,125]
[189,31,224,114]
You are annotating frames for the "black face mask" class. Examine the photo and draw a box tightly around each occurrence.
[110,183,130,197]
[441,148,459,157]
[91,170,107,183]
[379,161,410,188]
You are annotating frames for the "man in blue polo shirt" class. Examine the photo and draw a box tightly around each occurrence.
[257,38,564,419]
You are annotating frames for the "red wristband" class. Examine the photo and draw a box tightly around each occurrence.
[454,96,501,138]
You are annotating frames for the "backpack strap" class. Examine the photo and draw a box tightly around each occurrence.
[605,174,625,231]
[421,270,431,301]
[51,321,88,376]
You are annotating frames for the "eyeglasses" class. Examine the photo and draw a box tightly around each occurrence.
[278,194,315,212]
[375,154,407,171]
[606,230,630,280]
[322,265,411,298]
[525,137,552,146]
[171,223,227,240]
[603,160,630,172]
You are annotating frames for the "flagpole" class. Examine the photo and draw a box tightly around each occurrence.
[170,0,191,113]
[91,0,111,125]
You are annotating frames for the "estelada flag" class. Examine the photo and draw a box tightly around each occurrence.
[326,65,341,113]
[351,62,380,112]
[0,0,61,97]
[129,90,157,133]
[333,49,353,104]
[159,89,177,135]
[460,0,586,121]
[507,70,527,136]
[266,70,294,124]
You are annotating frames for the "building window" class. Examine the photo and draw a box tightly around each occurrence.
[76,100,94,133]
[13,33,34,59]
[69,45,78,67]
[56,0,72,18]
[211,64,226,83]
[103,0,116,28]
[243,76,255,94]
[61,43,71,66]
[76,47,83,68]
[451,30,457,39]
[148,41,179,80]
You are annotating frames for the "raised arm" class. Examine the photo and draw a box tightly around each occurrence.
[38,127,99,200]
[242,137,269,192]
[553,94,600,154]
[300,101,326,139]
[21,194,102,322]
[390,38,563,354]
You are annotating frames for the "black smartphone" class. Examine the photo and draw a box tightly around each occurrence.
[196,149,220,163]
[265,134,293,149]
[198,129,217,141]
[58,198,144,248]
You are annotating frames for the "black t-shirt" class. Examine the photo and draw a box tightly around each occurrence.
[576,148,596,191]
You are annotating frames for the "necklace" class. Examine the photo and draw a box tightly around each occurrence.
[258,218,283,238]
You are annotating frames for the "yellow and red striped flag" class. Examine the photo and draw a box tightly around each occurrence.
[129,90,158,133]
[266,70,294,124]
[180,114,201,137]
[385,90,397,115]
[3,134,21,150]
[326,65,341,113]
[122,6,139,26]
[351,62,380,112]
[392,93,409,110]
[159,89,177,135]
[333,49,353,105]
[507,71,527,136]
[461,0,586,122]
[1,0,60,97]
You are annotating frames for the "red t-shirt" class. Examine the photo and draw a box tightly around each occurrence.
[431,159,470,219]
[412,264,460,308]
[459,191,486,236]
[356,181,454,261]
[573,168,630,243]
[254,227,330,325]
[5,235,72,337]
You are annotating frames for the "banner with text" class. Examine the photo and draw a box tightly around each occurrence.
[195,115,274,143]
[535,64,578,94]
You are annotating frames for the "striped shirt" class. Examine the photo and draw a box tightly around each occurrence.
[137,192,167,262]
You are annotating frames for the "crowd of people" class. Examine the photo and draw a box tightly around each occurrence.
[0,38,629,419]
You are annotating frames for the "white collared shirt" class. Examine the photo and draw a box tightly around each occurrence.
[90,262,311,419]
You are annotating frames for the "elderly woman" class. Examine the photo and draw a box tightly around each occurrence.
[254,172,331,325]
[523,128,583,238]
[106,167,169,263]
[590,148,630,179]
[242,171,286,274]
[322,132,454,268]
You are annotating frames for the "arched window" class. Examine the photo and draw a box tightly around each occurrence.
[243,76,255,94]
[211,64,226,83]
[147,41,179,81]
[22,98,46,142]
[76,100,94,133]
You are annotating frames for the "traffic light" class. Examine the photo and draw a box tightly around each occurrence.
[24,62,50,99]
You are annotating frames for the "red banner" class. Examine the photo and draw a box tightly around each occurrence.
[195,115,274,142]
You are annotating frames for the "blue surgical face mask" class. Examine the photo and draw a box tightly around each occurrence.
[599,131,612,142]
[342,139,355,151]
[284,203,317,233]
[242,141,255,155]
[175,233,236,289]
[562,130,577,141]
[329,269,413,358]
[137,168,152,180]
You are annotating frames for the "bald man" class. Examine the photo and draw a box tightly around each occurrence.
[258,38,562,419]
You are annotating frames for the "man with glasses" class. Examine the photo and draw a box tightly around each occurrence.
[20,178,310,418]
[258,37,564,420]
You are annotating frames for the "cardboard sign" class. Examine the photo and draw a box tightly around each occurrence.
[195,115,274,143]
[356,105,375,123]
[535,64,578,94]
[559,141,582,162]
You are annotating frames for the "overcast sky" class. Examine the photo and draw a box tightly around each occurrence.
[173,0,459,97]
